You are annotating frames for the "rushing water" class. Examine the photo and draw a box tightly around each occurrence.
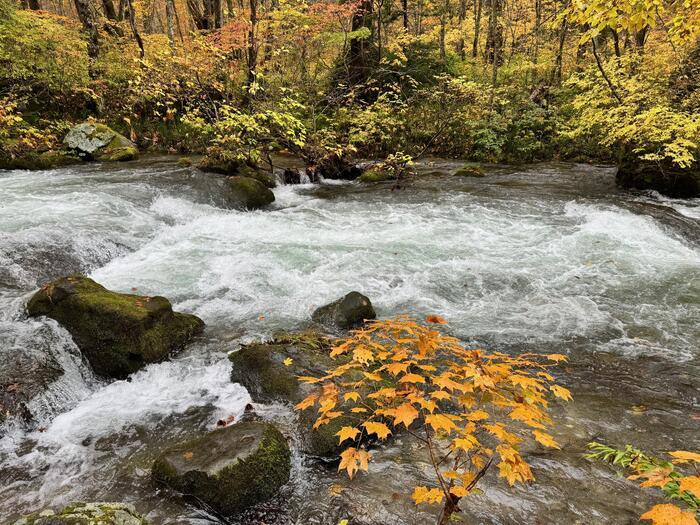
[0,157,698,524]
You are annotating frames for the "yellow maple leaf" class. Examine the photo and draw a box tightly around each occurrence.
[640,503,698,525]
[336,426,361,445]
[392,402,419,429]
[449,485,468,497]
[338,447,371,479]
[399,373,426,384]
[363,421,392,440]
[669,450,700,464]
[385,362,410,376]
[344,391,360,403]
[466,409,490,421]
[412,486,444,505]
[426,413,457,433]
[283,357,293,366]
[351,407,368,413]
[550,385,572,401]
[532,430,561,449]
[295,393,318,411]
[678,475,700,499]
[546,353,567,362]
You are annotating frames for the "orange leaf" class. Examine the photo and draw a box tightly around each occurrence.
[550,385,572,401]
[678,476,700,499]
[399,373,425,384]
[640,504,698,525]
[295,393,318,411]
[336,426,361,445]
[669,451,700,464]
[412,486,444,505]
[426,414,457,433]
[392,402,419,429]
[363,421,392,440]
[546,353,567,362]
[425,315,447,324]
[532,430,561,449]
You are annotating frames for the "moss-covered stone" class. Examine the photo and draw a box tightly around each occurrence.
[358,169,394,183]
[311,291,376,330]
[63,123,138,162]
[152,422,291,516]
[197,155,241,175]
[224,175,275,210]
[26,275,204,379]
[0,150,82,170]
[13,502,148,525]
[455,165,485,177]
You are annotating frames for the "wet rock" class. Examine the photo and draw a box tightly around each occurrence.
[26,275,204,379]
[455,165,485,177]
[12,502,149,525]
[358,169,395,183]
[224,176,275,210]
[308,153,363,181]
[197,155,242,175]
[0,351,62,427]
[151,421,291,517]
[63,123,138,162]
[616,160,700,198]
[229,332,357,458]
[0,150,82,171]
[312,291,376,330]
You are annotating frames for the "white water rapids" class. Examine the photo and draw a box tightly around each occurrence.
[0,158,698,523]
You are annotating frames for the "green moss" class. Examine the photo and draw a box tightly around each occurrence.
[455,165,485,177]
[177,156,192,167]
[26,275,204,378]
[152,422,290,516]
[97,134,138,162]
[224,176,275,210]
[359,169,394,183]
[0,150,81,170]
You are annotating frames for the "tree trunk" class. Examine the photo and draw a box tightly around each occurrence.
[402,0,408,29]
[246,0,258,101]
[472,0,482,57]
[165,0,177,54]
[456,0,466,59]
[485,0,502,65]
[126,0,145,58]
[552,17,567,83]
[27,0,42,10]
[73,0,100,74]
[101,0,117,19]
[347,0,375,85]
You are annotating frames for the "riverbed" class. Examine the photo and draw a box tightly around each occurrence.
[1,157,698,524]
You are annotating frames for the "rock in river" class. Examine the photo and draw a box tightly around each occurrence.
[63,123,138,162]
[13,502,149,525]
[224,176,275,210]
[229,332,357,458]
[26,275,204,379]
[152,421,291,517]
[312,291,376,330]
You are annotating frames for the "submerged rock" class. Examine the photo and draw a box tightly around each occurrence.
[455,165,485,177]
[358,169,395,183]
[616,161,700,198]
[12,502,149,525]
[26,275,204,379]
[312,291,376,330]
[307,153,363,181]
[63,123,138,162]
[152,421,291,516]
[224,176,275,210]
[197,156,276,187]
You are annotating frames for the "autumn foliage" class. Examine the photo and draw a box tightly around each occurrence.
[295,316,571,523]
[587,443,700,525]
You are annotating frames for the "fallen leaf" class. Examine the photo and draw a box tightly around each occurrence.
[640,503,698,525]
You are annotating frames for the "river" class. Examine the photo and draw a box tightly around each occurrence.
[0,157,698,524]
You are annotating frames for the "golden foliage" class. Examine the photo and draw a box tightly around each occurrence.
[295,315,570,514]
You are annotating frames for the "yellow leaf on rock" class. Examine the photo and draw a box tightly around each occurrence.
[669,451,700,464]
[283,357,293,366]
[532,430,561,449]
[363,421,392,440]
[412,486,444,505]
[640,503,698,525]
[336,426,361,444]
[449,485,468,497]
[678,476,700,498]
[546,353,568,362]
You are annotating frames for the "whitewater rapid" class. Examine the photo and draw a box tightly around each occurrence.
[0,158,698,522]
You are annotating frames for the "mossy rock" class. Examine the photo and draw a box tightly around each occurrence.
[13,502,149,525]
[177,156,193,167]
[197,155,241,175]
[455,165,485,177]
[0,150,82,170]
[311,291,376,330]
[229,331,334,405]
[63,123,138,162]
[224,176,275,210]
[26,275,204,379]
[244,168,277,188]
[152,422,291,516]
[358,169,394,183]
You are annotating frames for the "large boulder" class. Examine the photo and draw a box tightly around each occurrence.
[0,150,82,171]
[26,275,204,379]
[63,123,138,162]
[13,502,148,525]
[197,156,276,187]
[616,160,700,198]
[152,421,291,516]
[229,332,356,458]
[312,291,376,330]
[224,176,275,210]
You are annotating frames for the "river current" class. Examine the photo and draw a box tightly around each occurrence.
[0,157,698,524]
